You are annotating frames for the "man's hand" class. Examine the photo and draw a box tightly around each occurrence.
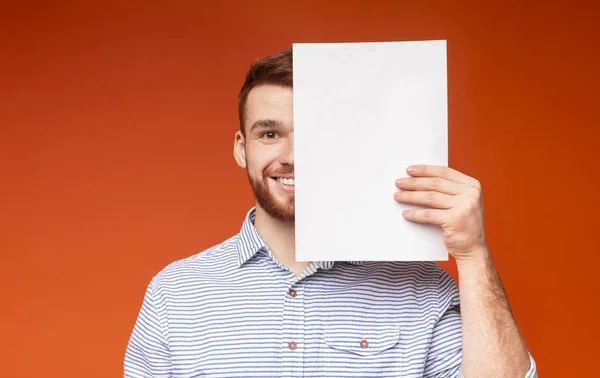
[394,164,488,262]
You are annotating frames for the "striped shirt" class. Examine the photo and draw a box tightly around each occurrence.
[124,207,537,377]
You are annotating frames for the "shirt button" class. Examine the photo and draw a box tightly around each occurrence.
[360,339,369,349]
[288,341,297,350]
[289,289,297,297]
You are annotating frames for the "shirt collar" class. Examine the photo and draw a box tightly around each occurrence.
[236,207,267,267]
[235,207,364,269]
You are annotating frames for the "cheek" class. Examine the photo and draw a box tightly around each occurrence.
[246,158,269,180]
[246,145,279,174]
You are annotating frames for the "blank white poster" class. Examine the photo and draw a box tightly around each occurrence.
[293,40,448,261]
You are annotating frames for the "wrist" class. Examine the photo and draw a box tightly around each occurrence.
[455,246,496,282]
[456,247,508,306]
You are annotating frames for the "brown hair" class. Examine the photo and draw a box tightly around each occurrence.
[238,47,293,134]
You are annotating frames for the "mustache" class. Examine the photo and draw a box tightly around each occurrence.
[264,165,294,177]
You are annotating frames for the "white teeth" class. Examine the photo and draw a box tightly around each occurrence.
[276,177,295,186]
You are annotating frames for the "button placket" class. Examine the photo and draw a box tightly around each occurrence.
[281,281,305,377]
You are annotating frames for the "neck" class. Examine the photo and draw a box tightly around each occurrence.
[253,205,311,277]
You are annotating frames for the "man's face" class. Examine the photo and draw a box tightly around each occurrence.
[234,84,295,222]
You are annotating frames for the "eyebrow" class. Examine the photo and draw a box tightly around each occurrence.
[248,119,284,134]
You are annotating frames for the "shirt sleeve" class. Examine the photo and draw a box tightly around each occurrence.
[458,353,538,377]
[422,267,463,378]
[124,279,172,378]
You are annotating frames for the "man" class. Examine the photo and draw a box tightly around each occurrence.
[124,48,537,377]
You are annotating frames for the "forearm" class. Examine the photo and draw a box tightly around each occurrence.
[457,247,530,377]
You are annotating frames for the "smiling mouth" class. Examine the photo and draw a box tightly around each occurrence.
[271,177,295,186]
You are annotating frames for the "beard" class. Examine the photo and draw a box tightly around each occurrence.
[248,165,295,223]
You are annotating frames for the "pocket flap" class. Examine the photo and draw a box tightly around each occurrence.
[324,323,400,356]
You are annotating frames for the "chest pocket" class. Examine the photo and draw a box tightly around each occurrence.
[324,322,401,356]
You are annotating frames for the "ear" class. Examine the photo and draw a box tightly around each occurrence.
[233,130,247,169]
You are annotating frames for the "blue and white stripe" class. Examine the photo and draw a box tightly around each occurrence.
[124,207,536,377]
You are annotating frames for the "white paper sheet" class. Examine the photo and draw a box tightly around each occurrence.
[293,40,448,261]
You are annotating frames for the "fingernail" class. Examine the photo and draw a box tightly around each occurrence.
[407,166,415,173]
[396,178,404,185]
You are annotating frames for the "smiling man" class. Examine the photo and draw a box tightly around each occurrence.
[124,48,537,377]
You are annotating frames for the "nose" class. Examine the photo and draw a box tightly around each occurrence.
[280,133,294,165]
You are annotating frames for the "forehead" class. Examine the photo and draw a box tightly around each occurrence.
[245,84,293,125]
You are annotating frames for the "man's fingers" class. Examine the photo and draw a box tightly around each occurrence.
[402,209,448,225]
[406,165,481,188]
[395,177,461,195]
[394,190,455,209]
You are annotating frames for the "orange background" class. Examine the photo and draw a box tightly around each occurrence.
[1,1,599,377]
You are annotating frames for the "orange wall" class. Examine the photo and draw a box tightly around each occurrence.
[1,1,598,376]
